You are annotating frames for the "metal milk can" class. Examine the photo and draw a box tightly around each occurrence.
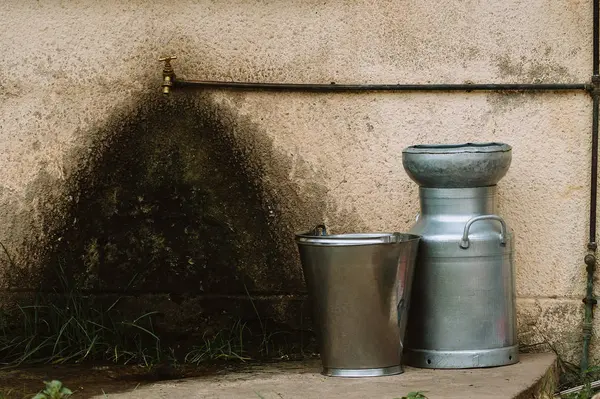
[401,142,518,369]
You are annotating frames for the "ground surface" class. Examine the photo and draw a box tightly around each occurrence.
[74,353,556,399]
[0,362,233,398]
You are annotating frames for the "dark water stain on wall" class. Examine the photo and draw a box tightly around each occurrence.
[484,53,579,114]
[39,93,327,304]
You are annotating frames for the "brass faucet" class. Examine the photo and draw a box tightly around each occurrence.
[159,56,177,95]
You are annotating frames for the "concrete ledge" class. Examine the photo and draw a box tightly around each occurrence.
[93,353,556,399]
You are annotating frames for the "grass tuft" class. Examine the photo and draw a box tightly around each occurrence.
[0,265,161,367]
[185,320,250,364]
[0,251,315,371]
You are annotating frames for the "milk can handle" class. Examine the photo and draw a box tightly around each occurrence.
[459,215,507,249]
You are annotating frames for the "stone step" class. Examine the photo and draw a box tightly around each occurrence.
[93,353,557,399]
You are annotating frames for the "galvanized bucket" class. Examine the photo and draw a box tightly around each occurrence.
[295,225,420,377]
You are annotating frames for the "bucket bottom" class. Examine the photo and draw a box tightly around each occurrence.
[403,345,519,369]
[323,365,403,377]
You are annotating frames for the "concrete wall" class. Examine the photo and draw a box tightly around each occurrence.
[0,0,595,363]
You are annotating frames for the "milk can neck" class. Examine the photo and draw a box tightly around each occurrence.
[419,186,497,216]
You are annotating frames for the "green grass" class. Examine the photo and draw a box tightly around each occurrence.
[184,283,311,365]
[0,244,313,371]
[32,380,72,399]
[394,393,428,399]
[0,265,162,367]
[0,390,13,399]
[185,320,250,364]
[0,270,311,371]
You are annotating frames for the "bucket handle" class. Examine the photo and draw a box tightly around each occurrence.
[459,215,507,249]
[311,224,328,236]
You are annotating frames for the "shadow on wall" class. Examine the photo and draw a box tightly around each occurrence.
[36,92,328,305]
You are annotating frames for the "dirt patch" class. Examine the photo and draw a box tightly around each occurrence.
[0,361,259,398]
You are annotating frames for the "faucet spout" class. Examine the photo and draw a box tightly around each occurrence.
[159,56,177,95]
[162,75,173,95]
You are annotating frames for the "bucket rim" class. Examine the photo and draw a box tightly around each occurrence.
[295,232,421,246]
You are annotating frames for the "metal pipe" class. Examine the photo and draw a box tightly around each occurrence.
[581,0,600,374]
[582,253,596,373]
[173,79,588,93]
[582,93,598,374]
[595,0,599,76]
[590,93,599,248]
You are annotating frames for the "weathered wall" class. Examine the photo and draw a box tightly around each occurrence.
[0,0,596,363]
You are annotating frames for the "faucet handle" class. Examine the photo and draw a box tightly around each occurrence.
[158,55,177,63]
[159,56,177,73]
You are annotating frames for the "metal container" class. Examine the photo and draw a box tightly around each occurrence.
[295,226,420,377]
[402,143,518,369]
[402,142,512,188]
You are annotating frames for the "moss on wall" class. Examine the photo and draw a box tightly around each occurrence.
[30,93,327,335]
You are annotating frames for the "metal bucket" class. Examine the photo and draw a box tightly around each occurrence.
[295,225,420,377]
